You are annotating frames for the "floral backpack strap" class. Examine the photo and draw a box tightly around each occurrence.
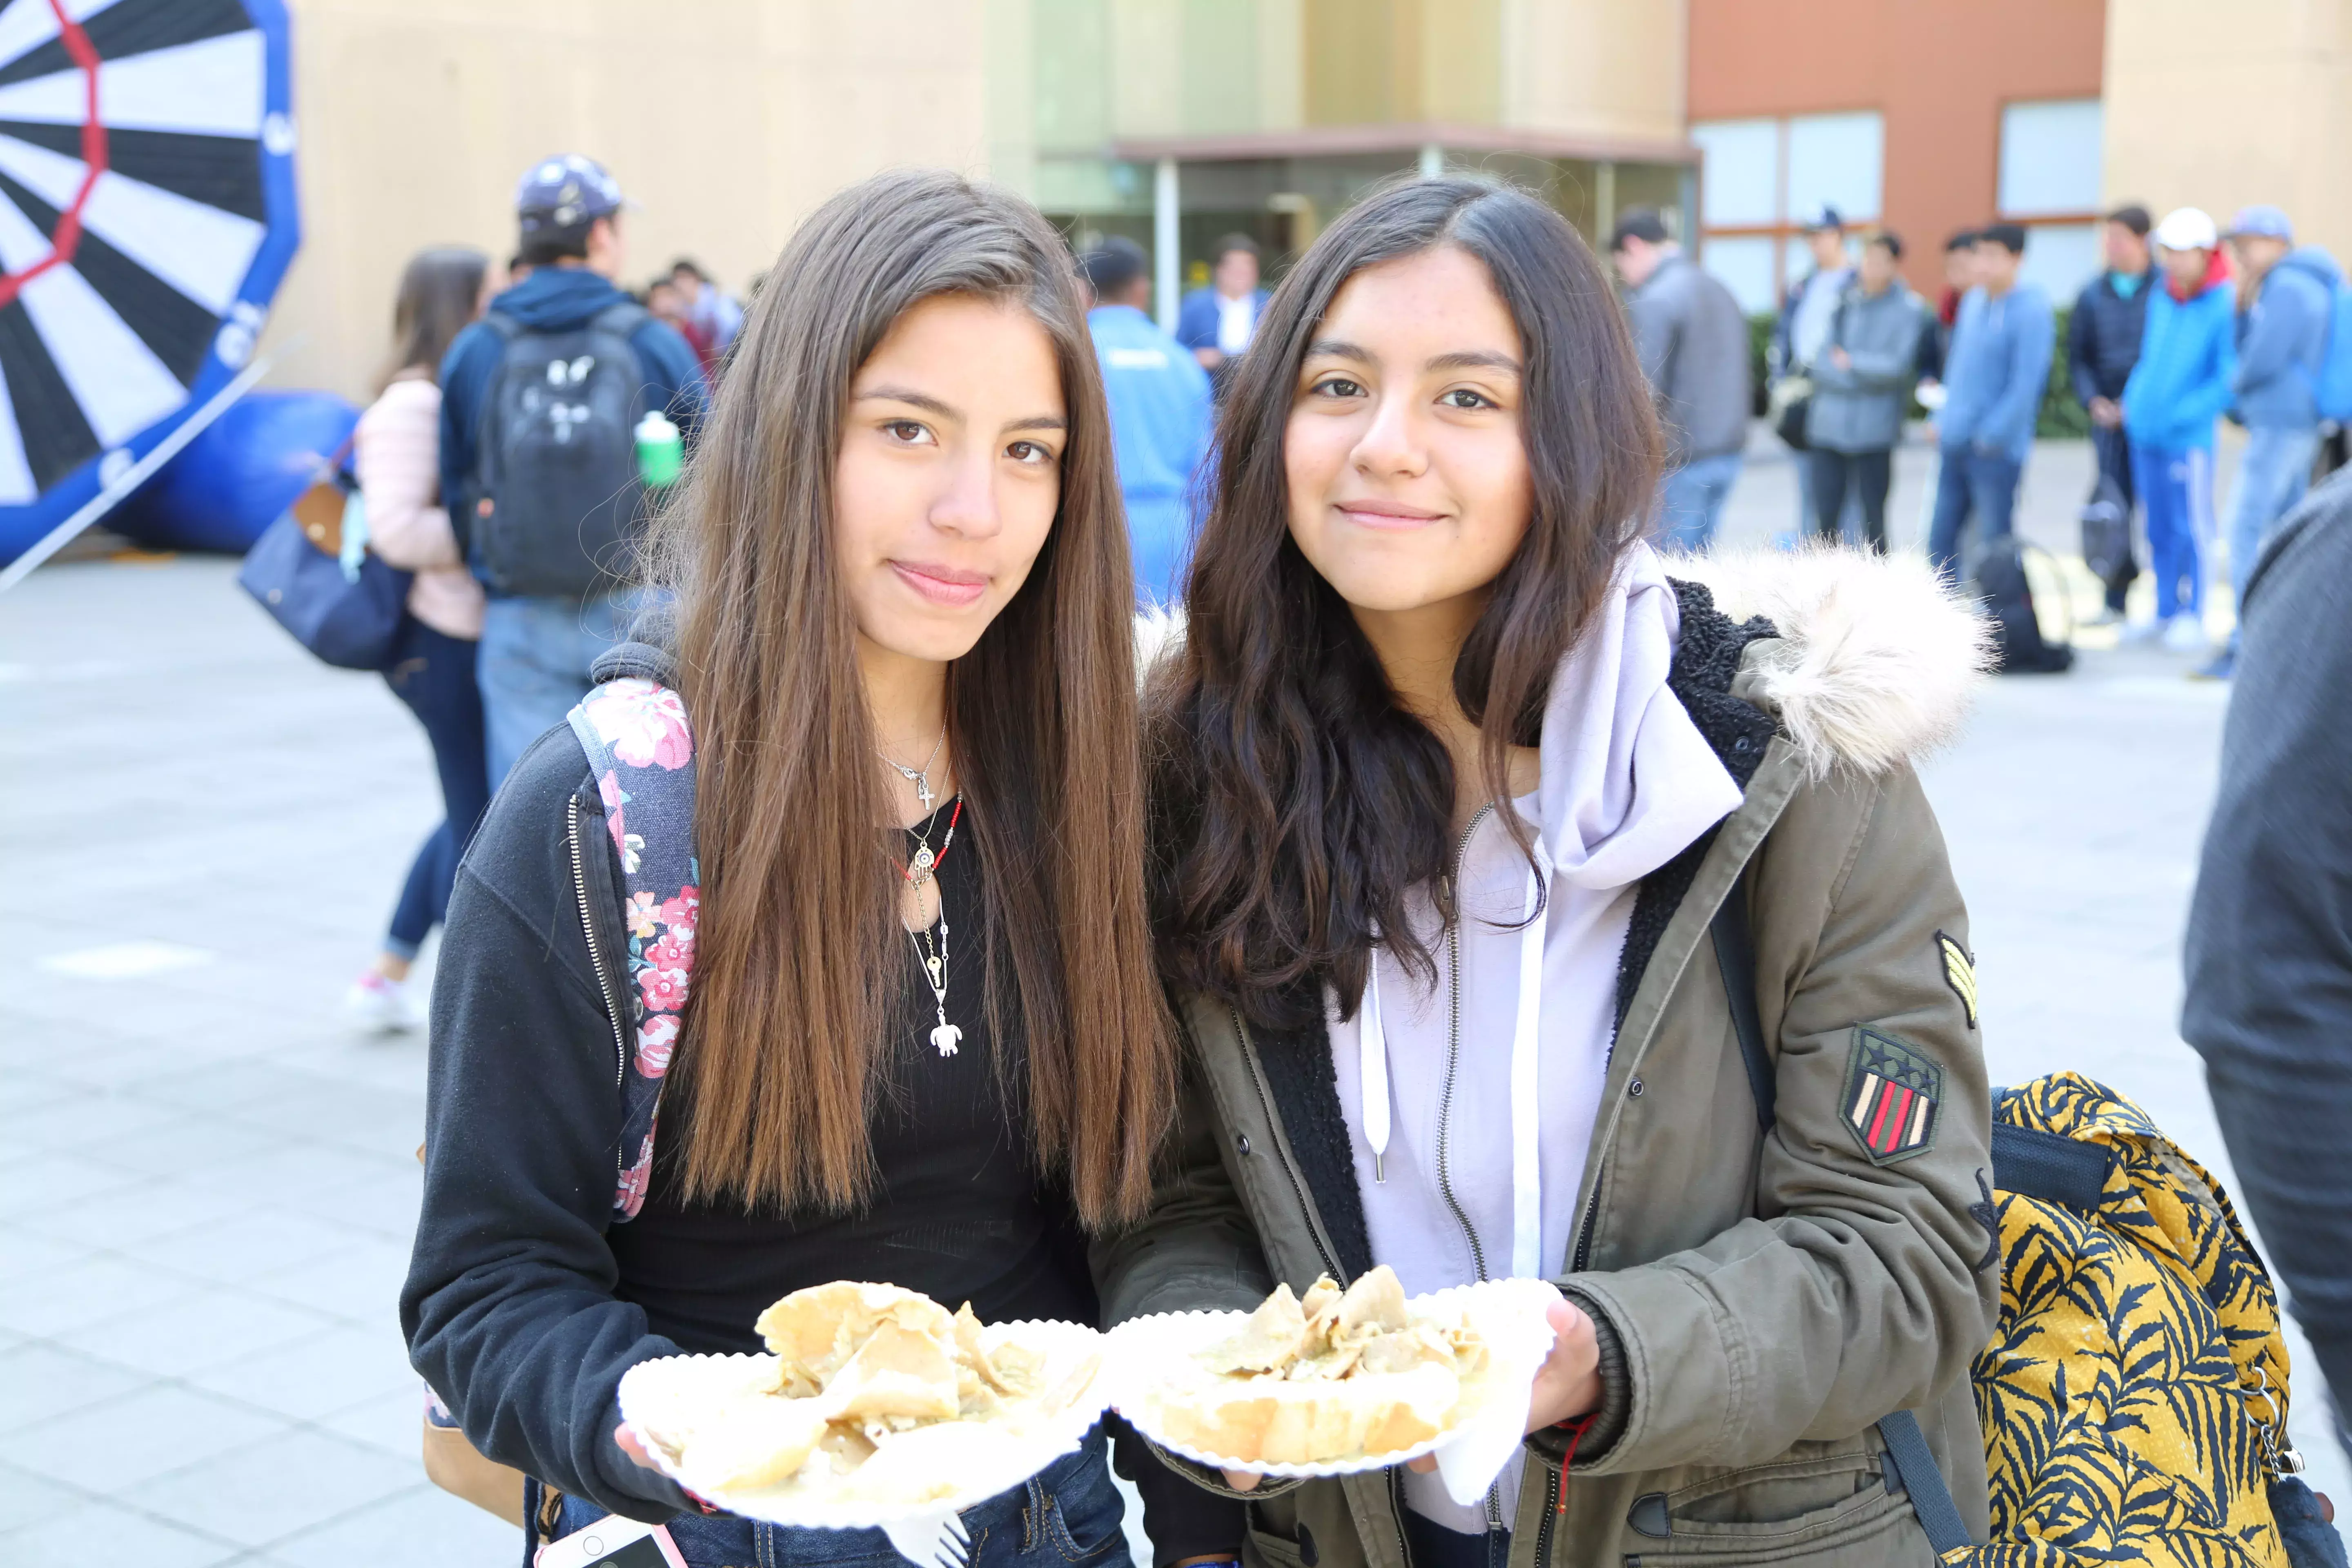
[566,677,698,1222]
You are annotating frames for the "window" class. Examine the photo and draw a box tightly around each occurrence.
[1691,120,1776,228]
[1702,236,1777,314]
[1998,100,2103,218]
[1786,111,1882,225]
[2016,222,2103,304]
[1693,111,1882,308]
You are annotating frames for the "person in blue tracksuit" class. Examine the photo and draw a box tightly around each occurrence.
[2202,205,2338,677]
[1079,238,1212,607]
[2122,207,2239,653]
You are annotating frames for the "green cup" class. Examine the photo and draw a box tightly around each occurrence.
[635,411,683,487]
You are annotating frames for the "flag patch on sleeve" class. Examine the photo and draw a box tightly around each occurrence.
[1842,1028,1942,1165]
[1937,931,1978,1029]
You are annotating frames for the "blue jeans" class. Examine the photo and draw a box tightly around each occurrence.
[1654,453,1743,553]
[2131,443,2212,621]
[382,618,490,957]
[479,590,641,789]
[1926,445,2022,587]
[530,1426,1131,1568]
[2225,426,2319,646]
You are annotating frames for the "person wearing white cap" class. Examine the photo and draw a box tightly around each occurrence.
[2201,205,2341,678]
[2119,207,2237,653]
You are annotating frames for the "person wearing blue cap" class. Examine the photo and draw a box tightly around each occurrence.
[436,155,709,788]
[2200,204,2339,679]
[1772,206,1854,536]
[1079,238,1212,606]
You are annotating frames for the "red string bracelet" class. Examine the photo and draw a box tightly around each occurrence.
[1555,1413,1597,1515]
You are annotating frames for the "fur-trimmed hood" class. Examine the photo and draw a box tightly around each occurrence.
[1673,545,1993,780]
[1135,544,1992,783]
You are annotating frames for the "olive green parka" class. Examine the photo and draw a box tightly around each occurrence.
[1097,549,2000,1568]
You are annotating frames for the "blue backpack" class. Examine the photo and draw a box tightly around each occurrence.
[2312,266,2352,423]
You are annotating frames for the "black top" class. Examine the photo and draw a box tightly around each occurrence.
[608,798,1097,1353]
[403,680,1244,1560]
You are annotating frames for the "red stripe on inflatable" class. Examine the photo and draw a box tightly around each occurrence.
[0,0,111,310]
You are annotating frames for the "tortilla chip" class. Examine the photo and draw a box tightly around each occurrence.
[823,1320,960,1424]
[1199,1282,1310,1374]
[839,1419,1002,1504]
[755,1282,952,1387]
[1154,1362,1459,1465]
[1334,1266,1409,1339]
[681,1394,833,1490]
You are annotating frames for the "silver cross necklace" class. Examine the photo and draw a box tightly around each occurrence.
[883,728,963,1056]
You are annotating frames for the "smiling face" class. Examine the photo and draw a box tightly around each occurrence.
[1283,245,1532,628]
[833,293,1067,667]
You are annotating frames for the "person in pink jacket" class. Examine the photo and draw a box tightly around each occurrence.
[345,247,494,1030]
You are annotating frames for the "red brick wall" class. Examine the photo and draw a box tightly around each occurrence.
[1687,0,2107,296]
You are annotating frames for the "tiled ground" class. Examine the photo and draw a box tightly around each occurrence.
[4,427,2339,1561]
[3,555,509,1566]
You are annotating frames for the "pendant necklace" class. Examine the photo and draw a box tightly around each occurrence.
[879,726,947,820]
[898,798,964,1056]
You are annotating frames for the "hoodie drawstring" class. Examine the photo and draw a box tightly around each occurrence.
[1360,945,1390,1183]
[1352,837,1555,1278]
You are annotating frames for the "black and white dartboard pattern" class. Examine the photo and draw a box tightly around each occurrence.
[0,0,295,512]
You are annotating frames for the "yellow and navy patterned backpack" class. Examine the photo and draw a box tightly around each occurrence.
[1713,902,2345,1566]
[1960,1074,2341,1567]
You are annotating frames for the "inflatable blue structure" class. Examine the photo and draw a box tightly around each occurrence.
[0,0,300,573]
[109,391,359,556]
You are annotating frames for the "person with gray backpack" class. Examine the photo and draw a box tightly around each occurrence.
[437,154,708,788]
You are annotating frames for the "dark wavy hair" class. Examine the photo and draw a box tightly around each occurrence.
[1147,177,1662,1031]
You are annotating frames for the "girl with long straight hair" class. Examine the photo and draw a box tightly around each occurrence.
[344,243,492,1030]
[405,171,1205,1568]
[1100,178,1998,1568]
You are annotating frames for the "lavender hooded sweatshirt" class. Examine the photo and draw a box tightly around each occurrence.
[1327,543,1742,1533]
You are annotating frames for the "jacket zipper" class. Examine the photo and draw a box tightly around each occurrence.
[1532,1455,1561,1568]
[568,795,631,1128]
[1434,804,1494,1286]
[1231,1006,1408,1568]
[1432,805,1511,1534]
[1570,1192,1600,1273]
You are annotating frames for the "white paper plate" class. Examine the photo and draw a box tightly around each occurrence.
[617,1319,1111,1565]
[1105,1277,1559,1507]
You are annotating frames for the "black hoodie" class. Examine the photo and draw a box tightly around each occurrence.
[399,645,1240,1553]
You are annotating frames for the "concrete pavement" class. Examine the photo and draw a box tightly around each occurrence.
[2,439,2341,1561]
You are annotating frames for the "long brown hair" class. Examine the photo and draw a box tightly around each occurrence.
[647,169,1172,1225]
[382,245,488,390]
[1149,178,1662,1031]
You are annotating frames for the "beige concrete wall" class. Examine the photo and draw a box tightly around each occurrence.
[1101,0,1303,140]
[263,0,995,401]
[2103,0,2352,260]
[1502,0,1687,144]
